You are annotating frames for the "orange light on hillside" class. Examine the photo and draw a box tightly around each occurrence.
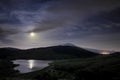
[101,51,110,55]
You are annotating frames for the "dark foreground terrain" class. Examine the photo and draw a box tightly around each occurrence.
[16,52,120,80]
[0,46,120,80]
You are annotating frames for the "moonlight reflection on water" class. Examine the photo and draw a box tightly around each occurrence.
[28,60,34,69]
[13,60,52,73]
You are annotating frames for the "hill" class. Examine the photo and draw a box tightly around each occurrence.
[0,45,98,60]
[0,47,21,59]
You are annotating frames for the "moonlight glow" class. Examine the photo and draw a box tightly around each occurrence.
[30,32,35,37]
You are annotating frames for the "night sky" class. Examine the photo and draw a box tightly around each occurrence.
[0,0,120,51]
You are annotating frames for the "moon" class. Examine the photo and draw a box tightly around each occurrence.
[30,32,35,37]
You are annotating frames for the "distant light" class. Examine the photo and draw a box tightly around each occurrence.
[30,32,35,37]
[28,60,34,69]
[101,51,110,55]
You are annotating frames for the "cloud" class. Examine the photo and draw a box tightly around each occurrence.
[83,7,120,33]
[42,6,120,42]
[26,0,120,33]
[0,25,22,43]
[0,0,120,50]
[0,13,21,24]
[78,33,120,51]
[1,0,120,33]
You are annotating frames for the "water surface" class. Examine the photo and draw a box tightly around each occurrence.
[13,60,52,73]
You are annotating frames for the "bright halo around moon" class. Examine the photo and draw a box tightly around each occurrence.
[30,32,35,37]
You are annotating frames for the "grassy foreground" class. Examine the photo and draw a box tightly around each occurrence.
[16,52,120,80]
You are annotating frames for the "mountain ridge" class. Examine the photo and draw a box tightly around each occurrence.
[0,45,99,60]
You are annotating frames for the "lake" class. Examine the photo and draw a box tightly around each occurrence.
[13,60,52,73]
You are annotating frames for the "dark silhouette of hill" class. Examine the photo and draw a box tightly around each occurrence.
[110,52,120,56]
[0,47,21,59]
[0,45,99,60]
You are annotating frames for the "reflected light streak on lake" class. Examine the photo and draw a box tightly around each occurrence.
[28,60,34,69]
[13,60,52,73]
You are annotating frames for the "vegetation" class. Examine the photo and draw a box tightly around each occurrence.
[0,46,120,80]
[0,46,98,60]
[0,59,19,80]
[19,52,120,80]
